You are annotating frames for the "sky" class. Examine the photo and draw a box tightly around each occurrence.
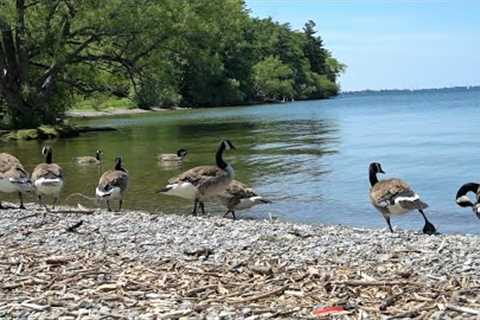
[245,0,480,91]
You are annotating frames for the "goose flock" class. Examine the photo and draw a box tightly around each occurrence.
[0,139,477,234]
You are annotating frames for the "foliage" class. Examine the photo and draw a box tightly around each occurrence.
[0,0,344,129]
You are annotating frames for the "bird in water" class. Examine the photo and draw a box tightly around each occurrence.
[74,150,103,165]
[218,180,271,220]
[158,148,188,162]
[368,162,436,234]
[96,157,128,211]
[159,140,236,215]
[32,145,64,211]
[455,182,480,218]
[0,153,32,209]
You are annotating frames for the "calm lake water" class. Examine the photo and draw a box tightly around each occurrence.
[3,88,480,234]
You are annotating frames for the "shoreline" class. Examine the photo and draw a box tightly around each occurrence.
[65,107,185,119]
[1,204,479,319]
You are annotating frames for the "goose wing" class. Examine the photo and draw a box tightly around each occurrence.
[169,165,223,186]
[0,153,21,175]
[371,178,428,210]
[32,163,64,180]
[98,170,128,192]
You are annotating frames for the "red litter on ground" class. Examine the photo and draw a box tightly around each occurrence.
[311,305,347,317]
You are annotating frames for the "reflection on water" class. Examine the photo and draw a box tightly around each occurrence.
[2,88,480,234]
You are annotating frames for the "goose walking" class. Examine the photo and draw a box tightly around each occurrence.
[368,162,436,234]
[159,140,236,215]
[32,146,64,211]
[74,150,103,165]
[158,149,188,162]
[455,182,480,218]
[96,157,128,211]
[218,180,271,220]
[0,153,32,209]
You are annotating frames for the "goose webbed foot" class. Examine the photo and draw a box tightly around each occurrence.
[18,192,26,209]
[419,209,437,235]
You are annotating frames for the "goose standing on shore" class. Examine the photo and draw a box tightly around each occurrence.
[218,180,271,220]
[32,146,64,211]
[96,157,128,211]
[368,162,436,234]
[455,182,480,218]
[74,150,103,165]
[0,153,32,209]
[158,149,188,162]
[159,140,236,215]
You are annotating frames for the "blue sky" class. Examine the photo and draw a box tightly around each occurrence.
[245,0,480,91]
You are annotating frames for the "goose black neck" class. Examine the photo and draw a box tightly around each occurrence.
[456,182,480,199]
[216,143,228,170]
[369,167,379,187]
[114,159,125,172]
[96,152,101,161]
[45,150,53,164]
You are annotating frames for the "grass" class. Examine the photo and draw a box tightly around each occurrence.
[71,95,137,112]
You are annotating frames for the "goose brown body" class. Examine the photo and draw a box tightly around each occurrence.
[0,153,32,208]
[218,180,271,219]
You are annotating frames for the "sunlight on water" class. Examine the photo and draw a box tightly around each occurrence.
[2,88,480,234]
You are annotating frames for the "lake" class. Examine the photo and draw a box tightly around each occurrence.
[3,88,480,234]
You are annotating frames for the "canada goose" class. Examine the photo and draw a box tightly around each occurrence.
[218,180,272,220]
[368,162,436,234]
[158,149,188,162]
[74,150,103,165]
[159,140,236,215]
[32,146,64,211]
[0,153,32,209]
[96,157,128,211]
[455,182,480,218]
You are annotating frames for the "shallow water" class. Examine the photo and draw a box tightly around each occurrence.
[3,88,480,234]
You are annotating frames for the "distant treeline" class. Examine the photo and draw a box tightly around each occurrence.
[0,0,344,129]
[342,86,480,96]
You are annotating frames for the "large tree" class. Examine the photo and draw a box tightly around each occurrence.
[0,0,178,128]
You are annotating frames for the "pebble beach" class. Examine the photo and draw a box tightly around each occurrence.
[1,204,480,319]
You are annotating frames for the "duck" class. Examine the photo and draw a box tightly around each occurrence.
[368,162,436,234]
[159,140,236,215]
[96,157,128,211]
[158,149,188,162]
[32,145,64,211]
[218,180,271,220]
[0,153,32,209]
[455,182,480,218]
[74,150,103,165]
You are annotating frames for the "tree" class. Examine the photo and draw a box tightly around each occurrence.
[0,0,178,128]
[253,56,294,101]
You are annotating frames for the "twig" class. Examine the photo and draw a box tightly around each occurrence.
[66,220,84,232]
[446,304,480,315]
[230,285,288,303]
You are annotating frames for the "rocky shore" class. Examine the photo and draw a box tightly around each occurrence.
[1,204,480,319]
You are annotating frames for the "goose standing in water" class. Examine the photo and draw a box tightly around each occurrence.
[455,182,480,218]
[74,150,103,165]
[218,180,271,220]
[0,153,32,209]
[158,149,188,162]
[368,162,436,234]
[96,157,128,211]
[160,140,236,215]
[32,146,64,211]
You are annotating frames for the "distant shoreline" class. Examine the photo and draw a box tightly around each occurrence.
[65,107,186,119]
[342,85,480,96]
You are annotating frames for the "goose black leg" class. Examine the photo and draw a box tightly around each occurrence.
[52,197,59,210]
[419,209,437,235]
[18,192,26,209]
[223,210,232,218]
[38,195,49,212]
[192,199,199,215]
[385,216,394,233]
[199,201,206,215]
[118,200,123,211]
[231,211,237,220]
[106,200,112,212]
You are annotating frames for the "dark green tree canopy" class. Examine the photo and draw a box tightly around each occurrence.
[0,0,345,129]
